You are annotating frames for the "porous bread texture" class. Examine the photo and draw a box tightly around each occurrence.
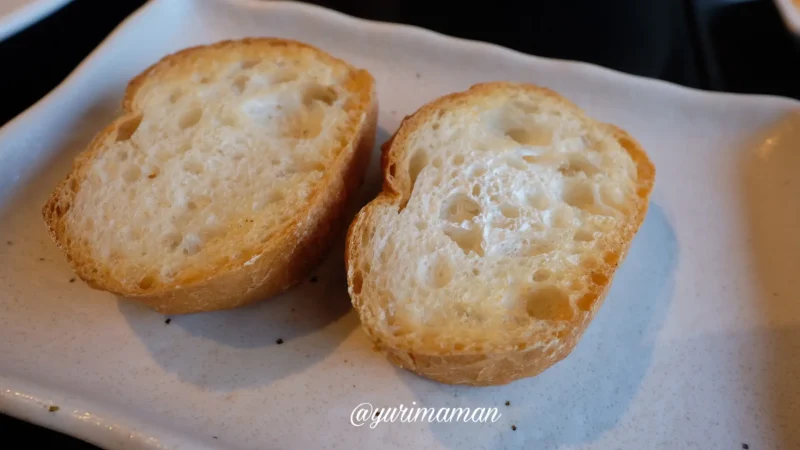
[346,82,654,386]
[43,38,377,314]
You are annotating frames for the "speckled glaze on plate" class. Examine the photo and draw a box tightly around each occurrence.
[1,0,799,449]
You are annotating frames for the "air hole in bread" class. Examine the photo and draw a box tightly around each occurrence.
[441,193,481,223]
[551,206,574,228]
[123,166,141,183]
[603,251,618,265]
[115,114,143,142]
[469,164,487,178]
[505,155,527,171]
[302,84,338,106]
[571,279,585,291]
[560,153,599,177]
[169,89,183,104]
[183,159,204,175]
[415,221,427,231]
[432,157,442,169]
[443,225,484,257]
[453,154,465,165]
[221,113,240,128]
[408,149,429,189]
[581,256,598,269]
[393,328,412,337]
[180,233,202,256]
[453,343,465,351]
[271,71,298,84]
[197,75,213,84]
[500,204,520,219]
[146,166,160,179]
[524,285,573,321]
[574,229,595,242]
[517,147,547,164]
[600,184,625,210]
[529,241,555,256]
[178,107,203,129]
[532,268,552,282]
[432,123,440,131]
[233,75,249,94]
[577,293,595,311]
[163,232,183,251]
[591,272,608,285]
[506,125,553,146]
[472,267,480,276]
[472,185,481,197]
[388,163,396,178]
[563,180,596,210]
[525,191,550,210]
[240,59,260,69]
[138,275,155,290]
[352,270,364,294]
[426,255,454,288]
[118,150,129,161]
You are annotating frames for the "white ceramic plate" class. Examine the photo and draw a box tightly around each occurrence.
[1,0,799,449]
[775,0,800,41]
[0,0,72,41]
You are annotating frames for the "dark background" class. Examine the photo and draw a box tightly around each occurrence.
[1,0,798,448]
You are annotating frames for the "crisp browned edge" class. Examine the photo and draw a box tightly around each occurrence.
[345,82,656,386]
[42,37,378,314]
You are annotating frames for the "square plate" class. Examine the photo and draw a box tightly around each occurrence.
[1,0,799,449]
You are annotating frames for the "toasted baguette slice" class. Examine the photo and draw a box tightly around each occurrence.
[43,38,377,314]
[346,82,654,386]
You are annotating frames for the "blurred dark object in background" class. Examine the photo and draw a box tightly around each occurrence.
[695,0,800,99]
[311,0,688,82]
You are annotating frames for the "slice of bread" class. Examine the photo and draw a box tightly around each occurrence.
[43,38,377,314]
[346,82,654,386]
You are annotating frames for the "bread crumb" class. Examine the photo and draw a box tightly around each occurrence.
[310,275,318,283]
[415,73,421,79]
[6,241,12,245]
[742,444,749,449]
[213,436,218,440]
[276,338,284,344]
[48,405,59,412]
[69,278,76,283]
[165,318,172,324]
[39,257,45,261]
[511,425,517,431]
[505,401,510,406]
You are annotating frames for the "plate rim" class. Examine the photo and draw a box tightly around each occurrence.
[0,0,73,42]
[1,0,799,448]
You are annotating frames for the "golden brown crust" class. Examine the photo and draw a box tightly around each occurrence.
[345,82,655,386]
[42,38,378,314]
